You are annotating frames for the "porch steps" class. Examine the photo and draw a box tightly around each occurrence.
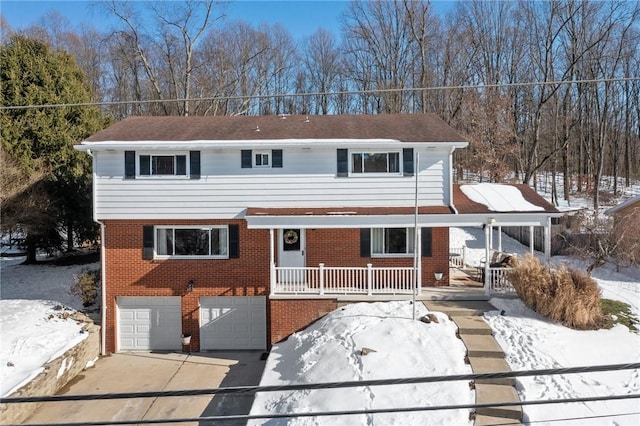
[422,300,523,426]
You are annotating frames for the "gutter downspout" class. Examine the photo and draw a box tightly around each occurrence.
[87,149,107,356]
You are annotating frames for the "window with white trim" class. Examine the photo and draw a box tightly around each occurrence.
[254,151,270,168]
[371,228,415,256]
[155,226,228,258]
[139,154,188,176]
[351,151,400,174]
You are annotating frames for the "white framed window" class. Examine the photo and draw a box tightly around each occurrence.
[155,226,228,258]
[371,228,415,256]
[351,151,401,174]
[139,153,188,177]
[254,151,270,168]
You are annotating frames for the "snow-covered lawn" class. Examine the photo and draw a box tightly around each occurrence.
[0,256,98,397]
[250,300,475,425]
[252,227,640,425]
[0,300,88,396]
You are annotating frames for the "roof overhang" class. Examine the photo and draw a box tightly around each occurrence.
[74,139,468,152]
[245,211,565,229]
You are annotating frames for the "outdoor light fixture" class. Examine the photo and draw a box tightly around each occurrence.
[488,217,496,225]
[187,280,195,292]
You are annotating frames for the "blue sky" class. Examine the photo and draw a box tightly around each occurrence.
[1,0,351,40]
[1,1,456,41]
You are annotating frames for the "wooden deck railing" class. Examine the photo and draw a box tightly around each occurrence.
[449,247,466,268]
[273,264,416,295]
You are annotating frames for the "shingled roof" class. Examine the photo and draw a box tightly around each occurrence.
[85,114,467,143]
[453,184,559,214]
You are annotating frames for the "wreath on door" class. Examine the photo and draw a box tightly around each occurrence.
[284,230,299,244]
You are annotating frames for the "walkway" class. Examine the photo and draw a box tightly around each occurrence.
[424,300,523,426]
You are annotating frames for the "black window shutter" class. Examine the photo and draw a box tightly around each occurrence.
[360,228,371,257]
[190,151,201,179]
[142,225,154,260]
[228,224,240,258]
[125,151,136,179]
[272,149,283,168]
[241,150,252,168]
[403,148,414,176]
[337,149,348,177]
[421,227,432,258]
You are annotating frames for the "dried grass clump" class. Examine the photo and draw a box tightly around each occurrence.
[509,254,603,329]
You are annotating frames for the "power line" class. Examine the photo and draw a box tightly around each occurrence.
[1,77,638,111]
[17,393,640,426]
[3,362,639,404]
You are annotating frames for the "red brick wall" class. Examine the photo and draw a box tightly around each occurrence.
[269,299,338,344]
[103,219,269,353]
[103,222,449,353]
[305,227,450,286]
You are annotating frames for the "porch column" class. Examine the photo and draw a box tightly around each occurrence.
[489,224,494,251]
[544,217,552,263]
[484,224,491,293]
[269,228,276,295]
[497,226,503,253]
[529,225,535,254]
[416,226,422,293]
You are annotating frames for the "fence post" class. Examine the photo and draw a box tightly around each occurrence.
[367,263,373,296]
[319,263,325,295]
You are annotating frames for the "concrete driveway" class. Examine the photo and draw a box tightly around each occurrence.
[23,351,266,425]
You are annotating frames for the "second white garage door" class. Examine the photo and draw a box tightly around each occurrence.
[200,296,266,350]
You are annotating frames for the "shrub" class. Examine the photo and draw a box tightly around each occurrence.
[70,268,100,307]
[509,254,603,329]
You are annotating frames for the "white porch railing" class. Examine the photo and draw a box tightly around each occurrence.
[487,267,516,295]
[273,263,416,295]
[449,247,466,268]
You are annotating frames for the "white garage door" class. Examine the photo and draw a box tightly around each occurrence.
[200,296,266,350]
[118,297,182,351]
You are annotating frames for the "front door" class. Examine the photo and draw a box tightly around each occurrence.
[278,229,306,284]
[278,228,305,267]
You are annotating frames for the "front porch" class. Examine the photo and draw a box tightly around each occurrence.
[270,260,517,299]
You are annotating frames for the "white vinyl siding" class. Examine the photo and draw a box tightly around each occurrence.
[93,148,448,219]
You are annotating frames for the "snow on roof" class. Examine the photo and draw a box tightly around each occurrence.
[460,183,545,212]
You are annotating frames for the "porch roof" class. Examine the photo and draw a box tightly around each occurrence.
[453,184,559,214]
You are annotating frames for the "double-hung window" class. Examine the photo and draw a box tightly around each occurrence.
[351,151,400,174]
[139,154,187,176]
[254,151,270,167]
[371,228,415,256]
[155,226,228,258]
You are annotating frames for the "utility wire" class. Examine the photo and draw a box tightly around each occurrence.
[18,393,640,426]
[1,77,638,111]
[3,362,639,404]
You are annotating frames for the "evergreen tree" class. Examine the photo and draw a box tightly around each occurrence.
[1,35,107,263]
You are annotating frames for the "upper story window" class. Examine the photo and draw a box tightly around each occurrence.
[140,154,187,176]
[242,149,283,169]
[254,151,270,167]
[371,227,415,256]
[125,151,200,179]
[155,226,228,258]
[352,152,400,174]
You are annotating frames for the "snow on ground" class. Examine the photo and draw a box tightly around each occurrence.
[0,255,98,397]
[253,227,639,425]
[486,297,640,425]
[250,301,474,425]
[0,299,88,396]
[1,256,99,311]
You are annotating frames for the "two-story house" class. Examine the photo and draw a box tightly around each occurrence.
[76,114,559,354]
